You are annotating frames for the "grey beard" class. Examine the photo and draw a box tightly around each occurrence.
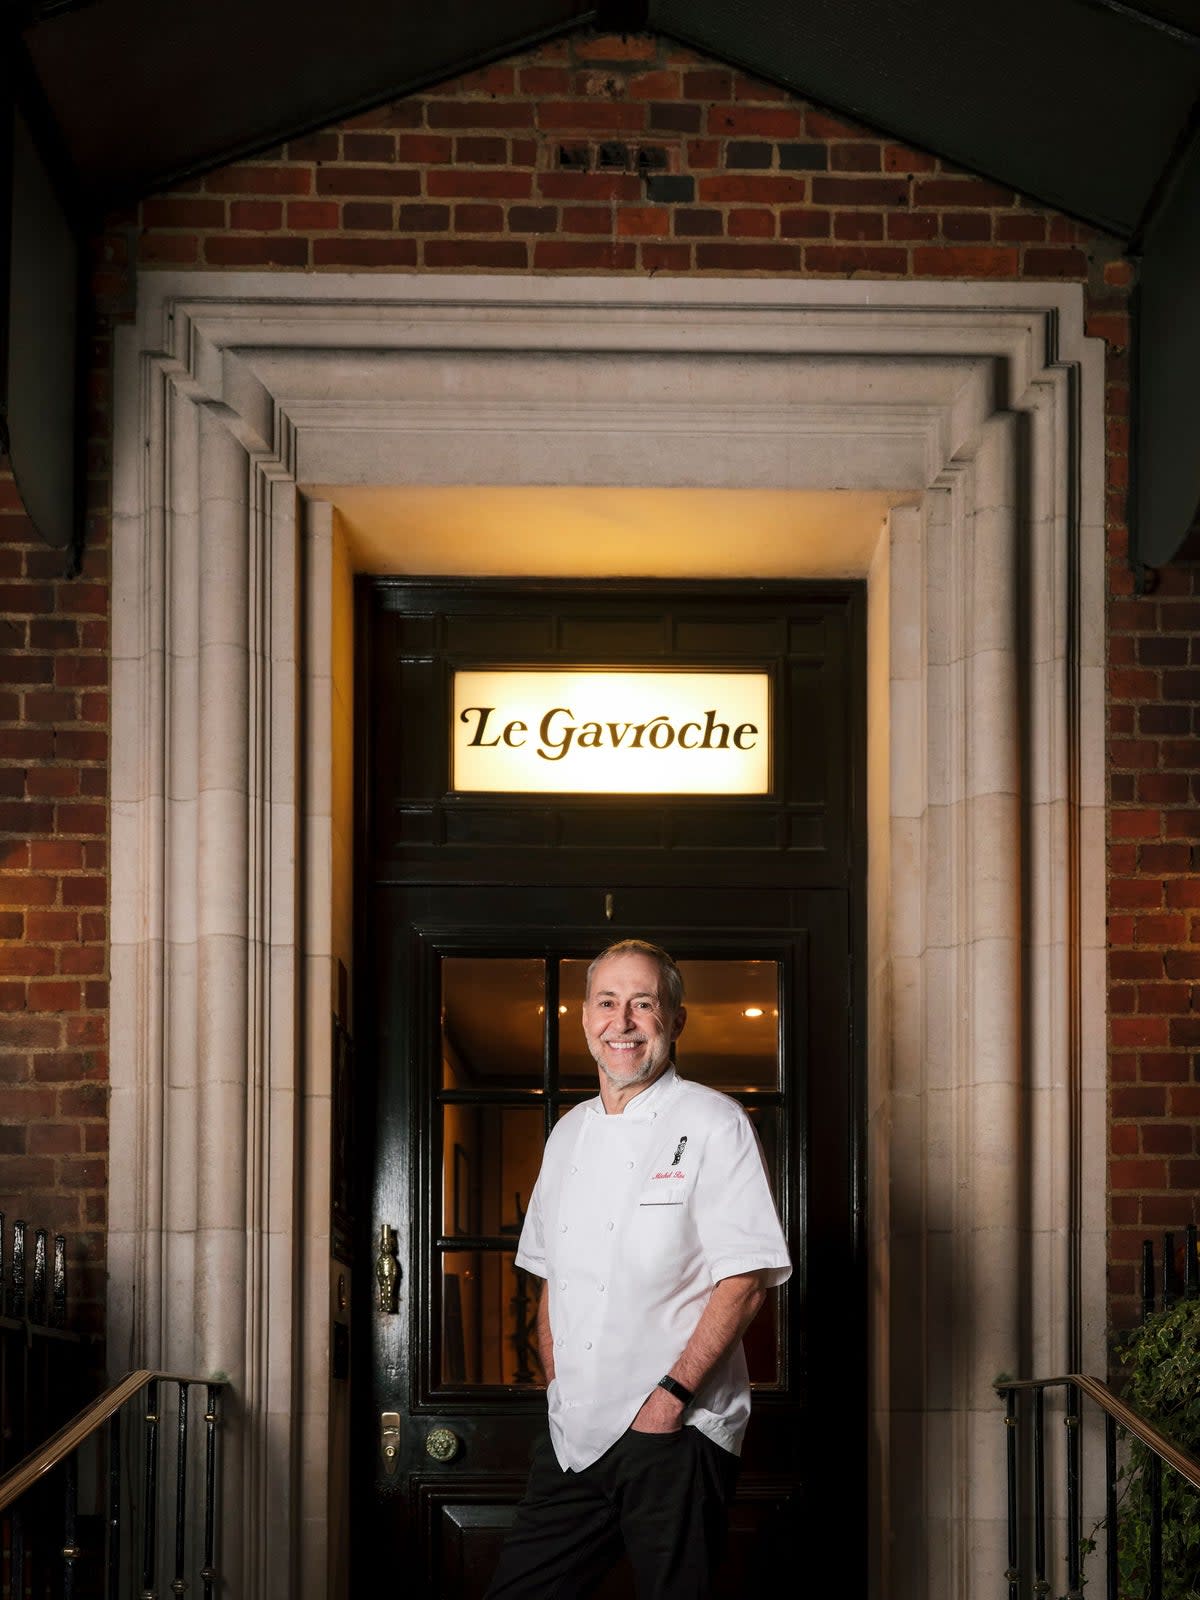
[600,1058,657,1089]
[591,1040,670,1090]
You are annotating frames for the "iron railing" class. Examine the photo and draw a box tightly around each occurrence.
[0,1369,226,1598]
[996,1372,1200,1600]
[997,1226,1200,1600]
[0,1215,97,1483]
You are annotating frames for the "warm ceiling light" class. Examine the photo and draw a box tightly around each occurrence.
[559,1004,568,1014]
[742,1007,764,1018]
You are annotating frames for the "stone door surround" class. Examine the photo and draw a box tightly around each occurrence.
[110,273,1106,1598]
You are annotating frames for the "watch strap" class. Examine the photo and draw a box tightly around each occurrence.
[657,1374,694,1406]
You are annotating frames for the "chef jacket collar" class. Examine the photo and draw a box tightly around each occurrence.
[585,1063,680,1120]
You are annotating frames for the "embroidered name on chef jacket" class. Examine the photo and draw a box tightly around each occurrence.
[641,1134,691,1204]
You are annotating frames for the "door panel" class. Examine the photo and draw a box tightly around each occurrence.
[362,581,861,889]
[357,885,853,1598]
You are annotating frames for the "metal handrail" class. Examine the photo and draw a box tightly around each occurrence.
[997,1372,1200,1492]
[0,1367,219,1514]
[997,1369,1200,1599]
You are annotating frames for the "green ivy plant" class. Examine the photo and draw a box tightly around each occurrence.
[1110,1295,1200,1599]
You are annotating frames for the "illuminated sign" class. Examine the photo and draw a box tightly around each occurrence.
[451,670,770,795]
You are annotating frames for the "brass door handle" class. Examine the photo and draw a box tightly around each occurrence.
[376,1224,400,1313]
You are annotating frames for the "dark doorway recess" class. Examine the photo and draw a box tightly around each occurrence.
[352,580,866,1597]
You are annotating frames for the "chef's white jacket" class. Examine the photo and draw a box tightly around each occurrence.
[515,1065,792,1472]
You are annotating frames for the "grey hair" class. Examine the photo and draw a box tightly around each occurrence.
[584,939,684,1013]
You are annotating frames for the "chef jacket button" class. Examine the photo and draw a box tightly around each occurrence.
[606,1221,614,1231]
[559,1280,567,1290]
[598,1283,606,1292]
[626,1161,634,1169]
[570,1165,578,1174]
[584,1341,592,1350]
[556,1338,564,1348]
[559,1223,568,1233]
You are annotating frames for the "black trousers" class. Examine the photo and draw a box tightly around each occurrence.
[485,1425,740,1600]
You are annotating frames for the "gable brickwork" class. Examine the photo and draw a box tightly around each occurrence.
[0,28,1181,1343]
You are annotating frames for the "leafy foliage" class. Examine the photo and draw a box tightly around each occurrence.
[1113,1296,1200,1599]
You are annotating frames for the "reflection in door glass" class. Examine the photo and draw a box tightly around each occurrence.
[744,1285,782,1385]
[557,957,780,1093]
[745,1103,781,1196]
[441,1105,544,1240]
[744,1104,783,1385]
[441,1251,544,1387]
[441,957,545,1090]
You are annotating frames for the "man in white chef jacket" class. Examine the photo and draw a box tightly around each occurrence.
[485,938,791,1600]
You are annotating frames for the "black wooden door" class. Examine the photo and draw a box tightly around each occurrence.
[352,580,865,1596]
[357,883,855,1598]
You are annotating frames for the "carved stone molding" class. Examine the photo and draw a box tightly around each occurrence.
[110,273,1105,1598]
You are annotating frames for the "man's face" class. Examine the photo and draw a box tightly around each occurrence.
[582,951,686,1092]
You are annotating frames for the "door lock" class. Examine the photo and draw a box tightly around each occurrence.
[380,1411,401,1478]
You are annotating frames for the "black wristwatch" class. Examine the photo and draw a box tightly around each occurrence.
[657,1375,694,1406]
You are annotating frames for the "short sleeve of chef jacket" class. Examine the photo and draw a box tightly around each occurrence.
[696,1104,791,1288]
[515,1171,547,1279]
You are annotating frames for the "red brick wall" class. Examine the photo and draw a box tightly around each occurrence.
[125,33,1116,285]
[0,457,109,1334]
[4,28,1170,1345]
[1106,559,1200,1328]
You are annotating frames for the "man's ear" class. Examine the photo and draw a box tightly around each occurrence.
[671,1005,687,1042]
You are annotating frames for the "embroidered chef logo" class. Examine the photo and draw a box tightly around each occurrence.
[651,1136,689,1182]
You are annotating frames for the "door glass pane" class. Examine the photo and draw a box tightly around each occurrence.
[556,959,593,1089]
[744,1104,783,1385]
[557,956,780,1093]
[745,1103,782,1196]
[441,953,790,1395]
[441,957,545,1089]
[744,1283,782,1385]
[441,1250,544,1387]
[441,1105,544,1240]
[677,959,779,1092]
